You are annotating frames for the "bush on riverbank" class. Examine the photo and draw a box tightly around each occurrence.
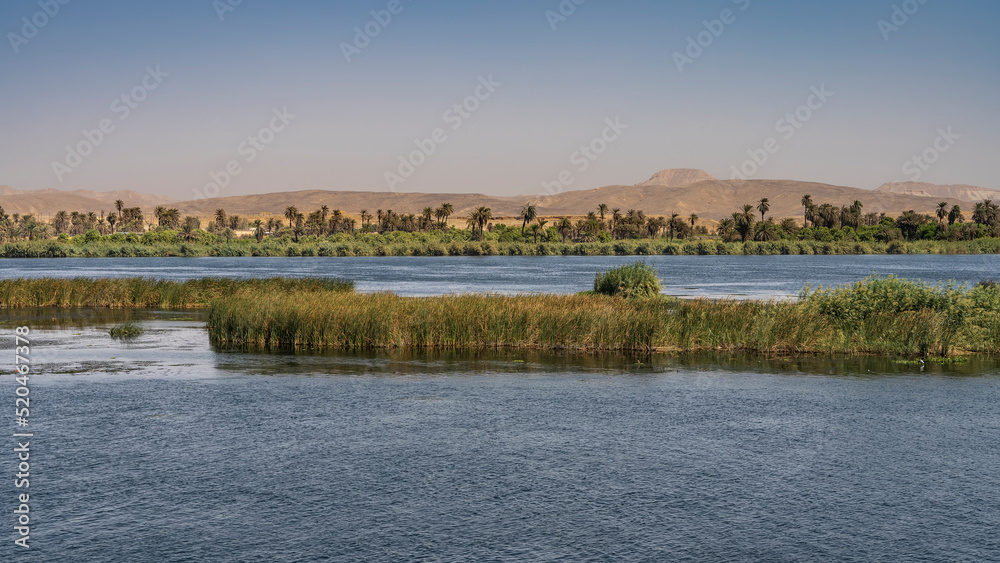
[0,277,354,308]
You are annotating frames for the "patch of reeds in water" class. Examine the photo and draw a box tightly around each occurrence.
[109,321,144,338]
[0,277,354,309]
[207,276,1000,356]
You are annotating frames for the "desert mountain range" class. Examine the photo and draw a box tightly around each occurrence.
[2,170,998,222]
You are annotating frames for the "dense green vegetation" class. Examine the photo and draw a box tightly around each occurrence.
[0,277,353,309]
[593,262,662,298]
[5,195,1000,257]
[6,228,1000,258]
[206,275,1000,357]
[5,271,998,357]
[109,322,144,338]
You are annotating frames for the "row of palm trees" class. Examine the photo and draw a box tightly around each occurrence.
[3,199,146,242]
[15,194,999,245]
[1,199,708,244]
[717,195,992,242]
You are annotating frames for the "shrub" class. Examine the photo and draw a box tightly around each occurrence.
[593,261,661,299]
[109,322,144,339]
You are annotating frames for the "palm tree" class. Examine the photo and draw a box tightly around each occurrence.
[801,195,813,226]
[115,200,124,220]
[688,214,698,229]
[753,219,779,241]
[647,216,666,239]
[360,209,371,230]
[936,202,949,227]
[180,220,197,242]
[253,219,265,242]
[473,206,492,240]
[735,205,755,242]
[716,218,736,242]
[815,203,838,228]
[757,198,770,222]
[520,204,537,235]
[556,217,573,242]
[465,212,478,236]
[284,206,298,229]
[896,210,928,240]
[107,214,118,233]
[668,213,680,240]
[53,211,69,234]
[780,217,800,236]
[421,207,434,231]
[597,203,609,227]
[439,203,454,227]
[948,205,963,225]
[527,223,542,243]
[215,209,227,230]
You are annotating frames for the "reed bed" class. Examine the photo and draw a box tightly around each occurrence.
[0,277,354,309]
[207,276,1000,355]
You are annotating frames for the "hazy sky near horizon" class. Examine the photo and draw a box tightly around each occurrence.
[1,0,998,200]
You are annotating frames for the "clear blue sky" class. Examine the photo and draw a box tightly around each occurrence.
[1,0,997,199]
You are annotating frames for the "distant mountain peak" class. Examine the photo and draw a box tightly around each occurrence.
[638,168,716,187]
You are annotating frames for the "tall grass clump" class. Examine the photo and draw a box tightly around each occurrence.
[800,275,1000,356]
[0,277,354,309]
[593,261,661,298]
[109,322,144,339]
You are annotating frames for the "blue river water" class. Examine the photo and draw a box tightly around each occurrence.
[1,253,999,298]
[1,256,999,560]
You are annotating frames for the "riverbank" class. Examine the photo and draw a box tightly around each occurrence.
[6,235,1000,258]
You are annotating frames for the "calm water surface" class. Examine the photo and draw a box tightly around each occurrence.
[3,254,1000,298]
[1,314,999,562]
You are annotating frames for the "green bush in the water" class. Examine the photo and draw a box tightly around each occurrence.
[593,262,661,298]
[109,322,143,339]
